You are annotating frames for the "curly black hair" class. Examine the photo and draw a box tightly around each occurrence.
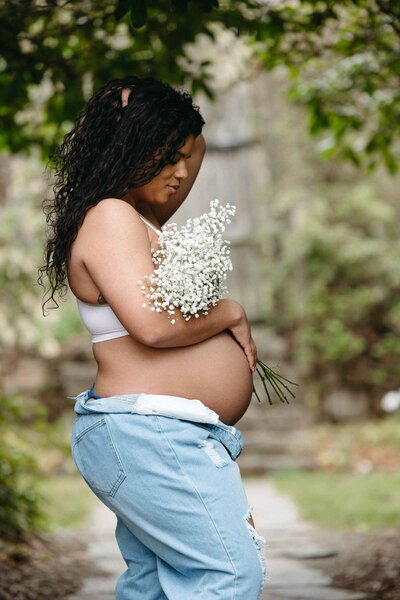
[37,75,205,315]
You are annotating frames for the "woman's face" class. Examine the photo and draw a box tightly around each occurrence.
[129,134,196,207]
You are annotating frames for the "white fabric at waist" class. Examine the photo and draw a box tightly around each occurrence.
[133,393,220,425]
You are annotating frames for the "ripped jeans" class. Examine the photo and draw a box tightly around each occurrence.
[70,386,267,599]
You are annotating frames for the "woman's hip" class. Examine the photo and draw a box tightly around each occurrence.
[71,408,243,497]
[72,413,255,570]
[70,403,266,599]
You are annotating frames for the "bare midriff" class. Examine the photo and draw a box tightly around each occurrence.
[91,332,253,425]
[67,213,253,426]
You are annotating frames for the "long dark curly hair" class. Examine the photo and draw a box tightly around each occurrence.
[37,75,205,315]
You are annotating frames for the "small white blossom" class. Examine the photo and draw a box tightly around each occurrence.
[138,199,236,324]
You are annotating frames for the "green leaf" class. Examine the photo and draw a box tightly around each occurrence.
[201,0,219,13]
[115,0,132,21]
[201,25,215,40]
[170,0,189,14]
[383,152,398,175]
[130,0,148,28]
[201,80,215,100]
[191,78,202,96]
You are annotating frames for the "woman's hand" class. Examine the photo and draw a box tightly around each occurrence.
[228,303,258,373]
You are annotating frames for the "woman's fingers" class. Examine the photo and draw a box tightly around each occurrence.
[244,338,257,372]
[227,307,257,372]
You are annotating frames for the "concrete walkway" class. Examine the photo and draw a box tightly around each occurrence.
[66,477,370,600]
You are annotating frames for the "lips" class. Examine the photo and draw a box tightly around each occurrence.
[167,185,179,195]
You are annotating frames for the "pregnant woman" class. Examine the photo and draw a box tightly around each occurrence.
[39,76,266,599]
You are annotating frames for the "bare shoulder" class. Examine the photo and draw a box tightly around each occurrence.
[85,198,142,229]
[82,198,151,245]
[77,198,151,267]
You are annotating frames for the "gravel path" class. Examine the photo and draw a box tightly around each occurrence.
[66,477,372,600]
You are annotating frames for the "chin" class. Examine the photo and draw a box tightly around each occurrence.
[149,196,167,206]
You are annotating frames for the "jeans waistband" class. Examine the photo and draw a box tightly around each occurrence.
[69,389,243,460]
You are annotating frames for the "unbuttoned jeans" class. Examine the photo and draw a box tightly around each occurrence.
[70,388,267,599]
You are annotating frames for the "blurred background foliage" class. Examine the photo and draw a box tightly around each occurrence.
[0,0,399,550]
[0,390,92,543]
[0,393,42,542]
[268,182,400,390]
[0,172,82,359]
[0,1,399,170]
[256,74,400,410]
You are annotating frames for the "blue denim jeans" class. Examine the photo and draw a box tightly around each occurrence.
[70,387,267,599]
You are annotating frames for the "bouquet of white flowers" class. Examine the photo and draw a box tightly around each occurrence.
[138,199,235,323]
[138,198,297,405]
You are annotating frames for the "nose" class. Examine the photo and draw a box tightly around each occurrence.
[175,159,189,180]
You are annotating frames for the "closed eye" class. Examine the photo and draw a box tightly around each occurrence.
[171,154,192,165]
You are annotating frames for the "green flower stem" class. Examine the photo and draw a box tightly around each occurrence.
[269,374,291,404]
[255,365,274,405]
[257,359,298,386]
[252,383,262,404]
[260,366,289,404]
[252,358,298,405]
[266,368,297,400]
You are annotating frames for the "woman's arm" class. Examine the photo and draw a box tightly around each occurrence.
[82,198,239,347]
[150,298,242,348]
[151,134,206,227]
[82,198,256,370]
[150,298,257,372]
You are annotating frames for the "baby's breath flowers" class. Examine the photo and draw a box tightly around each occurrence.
[137,198,298,405]
[137,199,235,324]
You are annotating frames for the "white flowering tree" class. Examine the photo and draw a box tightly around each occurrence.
[0,1,399,171]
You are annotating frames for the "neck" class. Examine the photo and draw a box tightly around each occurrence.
[119,191,160,229]
[120,192,150,217]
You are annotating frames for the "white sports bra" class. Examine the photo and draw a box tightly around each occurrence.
[74,215,161,344]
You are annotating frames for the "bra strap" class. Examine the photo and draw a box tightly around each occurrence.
[139,215,161,235]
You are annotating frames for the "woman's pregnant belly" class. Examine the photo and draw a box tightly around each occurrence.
[92,330,254,425]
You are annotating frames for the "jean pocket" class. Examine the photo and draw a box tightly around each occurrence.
[72,416,126,496]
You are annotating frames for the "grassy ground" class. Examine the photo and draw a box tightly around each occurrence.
[269,411,400,532]
[35,474,94,533]
[267,412,400,598]
[269,468,400,531]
